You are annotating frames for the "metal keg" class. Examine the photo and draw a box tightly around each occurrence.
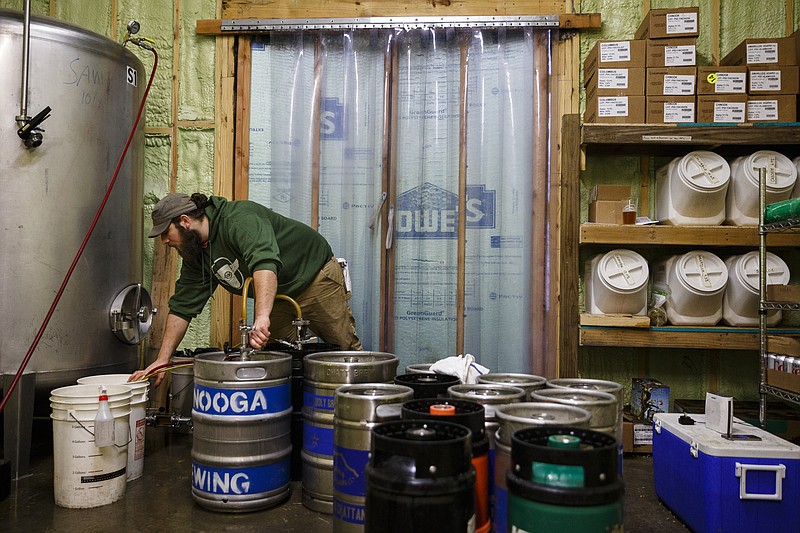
[507,427,623,533]
[191,351,292,512]
[302,351,398,514]
[365,420,476,533]
[401,399,491,533]
[261,341,339,481]
[477,373,547,397]
[395,373,460,399]
[546,378,624,444]
[405,363,434,374]
[448,384,526,450]
[530,388,619,438]
[492,403,591,533]
[333,384,413,533]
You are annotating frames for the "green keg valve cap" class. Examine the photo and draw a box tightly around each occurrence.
[548,434,581,449]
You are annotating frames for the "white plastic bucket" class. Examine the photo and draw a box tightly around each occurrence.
[585,249,649,315]
[77,374,149,481]
[654,251,728,325]
[722,251,790,326]
[656,151,730,226]
[726,150,796,225]
[50,385,131,508]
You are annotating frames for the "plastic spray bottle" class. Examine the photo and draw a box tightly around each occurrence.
[94,386,115,447]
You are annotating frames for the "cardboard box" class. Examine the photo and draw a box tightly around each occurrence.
[585,67,645,100]
[767,284,800,303]
[584,40,647,83]
[584,95,646,124]
[623,407,653,453]
[747,95,797,123]
[646,95,696,123]
[768,368,800,395]
[635,7,700,40]
[768,335,800,356]
[697,66,747,94]
[696,95,747,123]
[631,378,670,422]
[588,184,631,224]
[748,65,800,94]
[721,37,797,66]
[646,37,697,67]
[646,66,697,95]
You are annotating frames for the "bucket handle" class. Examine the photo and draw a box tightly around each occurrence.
[69,410,133,449]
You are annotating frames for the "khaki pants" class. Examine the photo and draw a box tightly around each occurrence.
[269,257,363,350]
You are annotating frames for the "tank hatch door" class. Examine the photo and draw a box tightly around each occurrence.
[109,284,156,344]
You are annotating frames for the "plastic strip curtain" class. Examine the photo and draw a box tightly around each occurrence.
[248,28,555,372]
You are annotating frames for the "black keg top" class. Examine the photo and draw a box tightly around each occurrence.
[400,398,488,456]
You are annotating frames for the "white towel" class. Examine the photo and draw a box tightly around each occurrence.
[429,354,490,385]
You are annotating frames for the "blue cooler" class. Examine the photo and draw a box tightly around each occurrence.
[653,413,800,533]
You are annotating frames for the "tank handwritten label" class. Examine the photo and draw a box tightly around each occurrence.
[193,384,290,416]
[304,391,335,411]
[333,446,370,496]
[191,460,289,495]
[695,255,712,288]
[612,253,635,286]
[691,154,719,184]
[334,499,366,525]
[303,423,334,455]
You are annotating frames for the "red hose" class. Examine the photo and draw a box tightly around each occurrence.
[0,47,159,414]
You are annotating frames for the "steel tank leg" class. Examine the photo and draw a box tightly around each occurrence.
[2,373,35,479]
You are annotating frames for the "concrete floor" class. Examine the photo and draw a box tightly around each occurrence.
[1,421,689,533]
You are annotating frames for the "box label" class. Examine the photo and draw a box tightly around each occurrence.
[666,12,698,34]
[665,45,696,66]
[664,102,695,122]
[713,102,745,123]
[747,43,779,64]
[598,96,629,117]
[748,100,778,121]
[600,41,631,63]
[749,70,782,92]
[714,72,746,93]
[598,68,629,89]
[633,424,653,445]
[663,75,695,95]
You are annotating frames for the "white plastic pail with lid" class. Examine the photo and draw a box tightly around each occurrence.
[49,384,131,508]
[656,151,730,225]
[722,251,790,326]
[726,150,796,225]
[585,249,649,315]
[654,251,728,325]
[77,374,149,481]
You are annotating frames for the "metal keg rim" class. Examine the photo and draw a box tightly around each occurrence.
[477,373,547,386]
[546,378,622,394]
[448,383,526,399]
[336,383,414,398]
[530,388,617,407]
[494,402,592,426]
[304,351,397,366]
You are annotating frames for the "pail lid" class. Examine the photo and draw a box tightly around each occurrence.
[596,249,649,293]
[674,250,728,294]
[734,251,790,290]
[738,150,797,192]
[675,151,730,192]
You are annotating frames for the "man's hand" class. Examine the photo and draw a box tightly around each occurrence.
[250,315,271,348]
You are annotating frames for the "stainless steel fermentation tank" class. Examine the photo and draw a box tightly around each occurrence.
[0,9,149,476]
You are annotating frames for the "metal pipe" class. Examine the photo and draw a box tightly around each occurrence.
[16,0,32,122]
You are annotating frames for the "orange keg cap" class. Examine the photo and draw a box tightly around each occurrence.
[429,403,456,416]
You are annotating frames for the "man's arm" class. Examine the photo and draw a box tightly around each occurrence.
[130,313,190,387]
[249,269,278,348]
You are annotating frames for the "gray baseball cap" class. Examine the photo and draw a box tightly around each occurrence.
[148,193,196,237]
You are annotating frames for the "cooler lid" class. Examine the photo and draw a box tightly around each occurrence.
[654,413,800,459]
[675,250,728,293]
[598,249,649,292]
[743,150,797,192]
[677,151,730,191]
[737,251,790,290]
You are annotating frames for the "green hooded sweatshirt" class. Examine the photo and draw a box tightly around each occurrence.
[168,196,333,321]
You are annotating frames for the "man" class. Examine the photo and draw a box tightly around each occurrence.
[131,192,361,386]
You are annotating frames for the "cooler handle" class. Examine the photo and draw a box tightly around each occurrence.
[735,462,786,501]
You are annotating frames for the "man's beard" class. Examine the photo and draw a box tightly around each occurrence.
[176,225,205,265]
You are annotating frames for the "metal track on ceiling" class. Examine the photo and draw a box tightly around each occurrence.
[222,15,560,32]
